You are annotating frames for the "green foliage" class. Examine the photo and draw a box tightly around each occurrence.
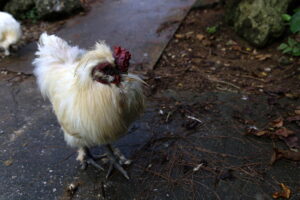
[294,8,300,13]
[290,11,300,33]
[282,14,291,22]
[278,9,300,56]
[20,7,39,23]
[206,26,217,34]
[278,38,300,56]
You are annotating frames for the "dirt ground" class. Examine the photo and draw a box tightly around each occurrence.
[148,6,300,96]
[133,5,300,200]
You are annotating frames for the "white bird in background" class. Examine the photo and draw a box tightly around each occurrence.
[33,33,145,179]
[0,11,22,56]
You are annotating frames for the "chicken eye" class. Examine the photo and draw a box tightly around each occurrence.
[103,66,118,76]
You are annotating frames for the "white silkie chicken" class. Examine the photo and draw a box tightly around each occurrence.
[0,11,22,56]
[33,33,145,179]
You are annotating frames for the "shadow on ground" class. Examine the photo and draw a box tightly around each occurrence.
[1,77,299,199]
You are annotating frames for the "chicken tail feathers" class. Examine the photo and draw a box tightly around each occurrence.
[34,32,84,66]
[33,33,85,98]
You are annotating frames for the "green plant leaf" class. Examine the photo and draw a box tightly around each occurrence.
[278,43,288,50]
[283,47,292,54]
[206,26,217,34]
[282,14,292,22]
[293,8,300,13]
[288,38,297,47]
[292,47,300,56]
[290,11,300,33]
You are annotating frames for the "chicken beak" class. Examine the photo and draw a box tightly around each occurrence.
[124,76,148,86]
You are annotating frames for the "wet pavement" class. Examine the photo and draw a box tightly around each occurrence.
[0,0,196,199]
[0,0,195,74]
[1,0,300,200]
[0,77,157,200]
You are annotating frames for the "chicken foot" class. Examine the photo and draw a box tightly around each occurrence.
[78,145,130,179]
[93,145,132,166]
[78,147,104,171]
[104,144,130,180]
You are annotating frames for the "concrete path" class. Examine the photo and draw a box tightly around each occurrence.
[0,0,195,74]
[0,0,196,199]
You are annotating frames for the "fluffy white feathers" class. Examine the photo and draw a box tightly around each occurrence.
[0,11,22,55]
[33,33,144,148]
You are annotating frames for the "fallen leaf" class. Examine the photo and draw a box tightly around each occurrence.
[271,117,284,128]
[196,34,205,41]
[295,109,300,115]
[286,115,300,122]
[255,130,269,136]
[185,31,194,37]
[3,159,13,166]
[246,126,271,137]
[272,183,291,199]
[255,54,272,61]
[175,32,194,39]
[281,135,300,150]
[175,34,185,39]
[271,148,300,165]
[225,40,237,46]
[274,127,294,137]
[258,72,268,77]
[231,45,241,51]
[285,93,298,99]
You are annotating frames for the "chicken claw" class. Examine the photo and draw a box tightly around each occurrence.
[104,144,130,180]
[80,147,104,171]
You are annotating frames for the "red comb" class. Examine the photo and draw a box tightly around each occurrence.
[113,46,131,73]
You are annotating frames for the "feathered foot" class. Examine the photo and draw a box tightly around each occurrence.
[77,147,104,171]
[104,144,130,180]
[94,146,132,166]
[4,49,10,56]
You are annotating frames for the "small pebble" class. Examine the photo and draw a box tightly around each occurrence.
[264,67,271,72]
[241,95,248,100]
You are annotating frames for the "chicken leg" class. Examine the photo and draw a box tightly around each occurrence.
[104,144,130,180]
[78,145,130,179]
[79,147,104,171]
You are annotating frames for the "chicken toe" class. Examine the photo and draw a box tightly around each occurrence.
[78,147,104,171]
[104,144,130,180]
